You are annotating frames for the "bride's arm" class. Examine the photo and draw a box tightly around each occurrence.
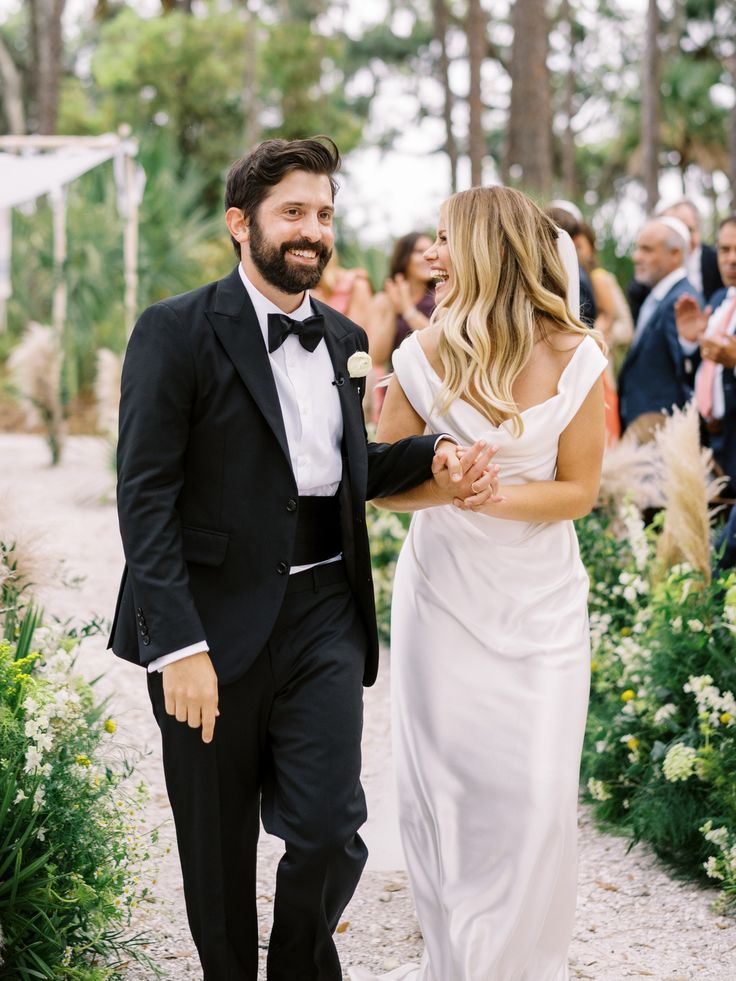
[371,375,499,512]
[459,376,605,522]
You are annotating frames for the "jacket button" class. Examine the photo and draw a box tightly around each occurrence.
[142,636,151,646]
[286,498,297,512]
[277,561,289,575]
[140,625,149,636]
[136,607,143,615]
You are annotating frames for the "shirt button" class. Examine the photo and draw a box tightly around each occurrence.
[286,498,297,512]
[277,561,289,575]
[142,636,151,646]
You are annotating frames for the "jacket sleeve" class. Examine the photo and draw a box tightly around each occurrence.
[366,434,437,500]
[116,302,206,665]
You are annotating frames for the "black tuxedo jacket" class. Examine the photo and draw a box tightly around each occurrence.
[109,266,437,686]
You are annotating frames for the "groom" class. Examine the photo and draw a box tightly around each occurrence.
[109,137,491,980]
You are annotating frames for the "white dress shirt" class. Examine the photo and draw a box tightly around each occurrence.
[697,286,736,420]
[686,245,703,296]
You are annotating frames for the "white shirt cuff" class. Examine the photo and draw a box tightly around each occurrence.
[147,640,209,673]
[679,337,699,355]
[434,433,458,450]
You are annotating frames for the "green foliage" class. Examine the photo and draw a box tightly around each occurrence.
[366,506,410,645]
[0,594,158,979]
[579,505,736,905]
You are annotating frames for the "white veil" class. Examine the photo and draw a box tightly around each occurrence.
[556,227,580,320]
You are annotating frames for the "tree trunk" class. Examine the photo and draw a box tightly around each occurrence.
[505,0,553,196]
[641,0,661,212]
[432,0,459,193]
[560,0,576,198]
[0,34,25,134]
[241,0,261,150]
[466,0,486,186]
[28,0,66,134]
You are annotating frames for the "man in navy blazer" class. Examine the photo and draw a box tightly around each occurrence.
[618,216,700,439]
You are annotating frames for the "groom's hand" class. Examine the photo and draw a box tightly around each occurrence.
[163,651,220,743]
[432,439,501,505]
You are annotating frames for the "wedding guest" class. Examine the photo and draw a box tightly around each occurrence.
[366,232,436,369]
[628,198,724,323]
[675,214,736,498]
[574,222,633,443]
[351,186,606,980]
[618,216,700,441]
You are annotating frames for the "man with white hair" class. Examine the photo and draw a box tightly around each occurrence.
[618,215,701,439]
[628,198,724,321]
[660,198,724,301]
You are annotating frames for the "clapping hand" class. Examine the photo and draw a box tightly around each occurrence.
[384,274,414,316]
[674,294,711,343]
[701,334,736,370]
[432,439,503,509]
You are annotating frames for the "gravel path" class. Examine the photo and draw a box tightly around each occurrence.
[2,432,735,980]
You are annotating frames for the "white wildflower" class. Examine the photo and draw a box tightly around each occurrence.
[704,856,724,880]
[587,778,612,801]
[662,743,698,782]
[653,703,677,725]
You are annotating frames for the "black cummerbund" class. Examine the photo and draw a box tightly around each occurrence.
[293,495,342,565]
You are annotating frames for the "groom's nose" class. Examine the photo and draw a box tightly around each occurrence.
[299,211,323,242]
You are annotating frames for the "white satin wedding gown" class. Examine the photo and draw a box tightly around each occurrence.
[352,331,606,981]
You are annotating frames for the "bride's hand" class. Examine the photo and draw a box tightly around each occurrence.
[432,440,501,506]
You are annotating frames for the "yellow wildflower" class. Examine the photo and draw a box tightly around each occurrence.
[103,719,116,734]
[75,754,91,767]
[720,712,732,725]
[626,737,638,750]
[621,690,636,703]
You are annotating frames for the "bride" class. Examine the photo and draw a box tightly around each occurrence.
[353,187,606,980]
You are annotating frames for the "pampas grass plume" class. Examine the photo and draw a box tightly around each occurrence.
[94,348,122,438]
[7,322,64,464]
[654,401,726,583]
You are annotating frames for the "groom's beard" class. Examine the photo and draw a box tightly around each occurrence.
[249,218,332,294]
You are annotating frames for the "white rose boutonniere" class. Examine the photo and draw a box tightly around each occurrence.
[347,351,372,379]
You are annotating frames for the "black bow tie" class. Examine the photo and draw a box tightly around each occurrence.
[267,312,325,354]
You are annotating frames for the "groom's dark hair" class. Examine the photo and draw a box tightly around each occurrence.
[225,137,341,255]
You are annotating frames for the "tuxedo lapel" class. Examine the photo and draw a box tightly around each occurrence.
[315,300,366,488]
[205,267,291,467]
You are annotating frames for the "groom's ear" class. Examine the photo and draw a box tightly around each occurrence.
[225,207,250,248]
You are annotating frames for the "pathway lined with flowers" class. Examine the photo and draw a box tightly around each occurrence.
[3,431,736,979]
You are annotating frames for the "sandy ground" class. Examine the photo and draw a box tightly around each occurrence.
[2,431,736,980]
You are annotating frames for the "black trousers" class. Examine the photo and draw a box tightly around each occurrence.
[147,563,369,981]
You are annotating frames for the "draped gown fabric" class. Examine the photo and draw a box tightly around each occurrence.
[352,332,607,981]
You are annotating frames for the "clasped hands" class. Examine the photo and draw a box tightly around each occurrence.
[432,438,504,510]
[675,294,736,369]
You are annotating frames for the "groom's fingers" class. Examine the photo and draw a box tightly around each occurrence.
[201,700,218,744]
[432,440,463,482]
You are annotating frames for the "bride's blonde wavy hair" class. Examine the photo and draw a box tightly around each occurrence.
[435,185,600,436]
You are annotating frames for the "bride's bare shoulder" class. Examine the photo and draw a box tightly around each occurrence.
[539,323,589,367]
[416,325,443,371]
